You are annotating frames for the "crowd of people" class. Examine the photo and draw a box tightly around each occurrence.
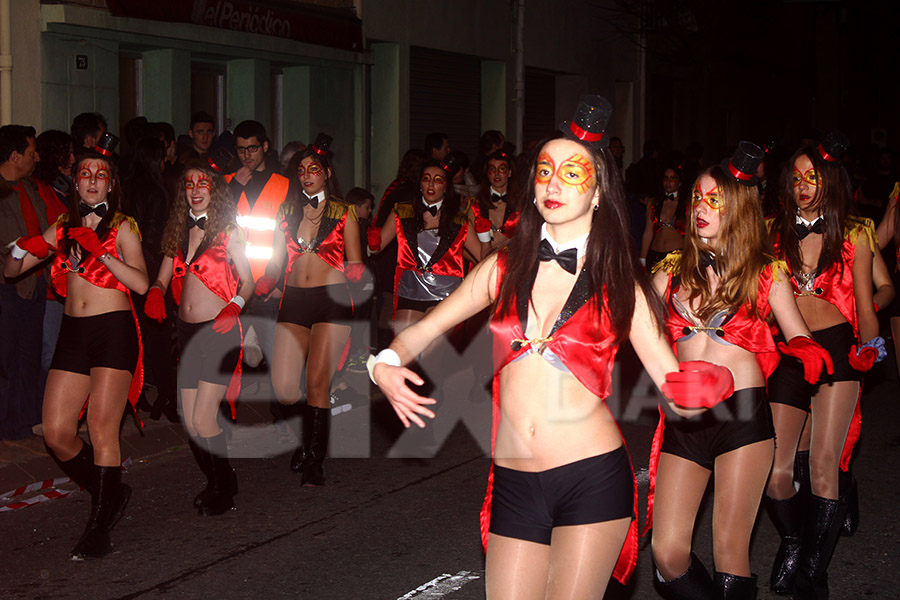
[0,95,897,600]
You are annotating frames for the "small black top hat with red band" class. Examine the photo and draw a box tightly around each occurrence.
[439,152,460,177]
[559,94,613,150]
[310,133,333,156]
[816,130,849,164]
[89,132,119,160]
[720,141,764,187]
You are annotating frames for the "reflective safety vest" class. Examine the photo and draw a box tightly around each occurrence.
[226,171,290,281]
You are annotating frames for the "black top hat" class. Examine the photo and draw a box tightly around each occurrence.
[310,133,333,156]
[720,141,764,187]
[439,152,460,176]
[559,94,613,150]
[489,147,513,163]
[207,147,234,174]
[90,132,119,160]
[816,130,849,164]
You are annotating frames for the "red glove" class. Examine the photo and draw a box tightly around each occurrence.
[17,235,54,259]
[144,287,166,323]
[367,224,382,252]
[254,275,277,296]
[345,262,365,283]
[68,227,105,259]
[212,302,241,334]
[662,360,734,409]
[847,345,877,372]
[777,336,834,384]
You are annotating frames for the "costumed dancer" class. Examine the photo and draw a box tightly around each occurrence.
[367,154,486,333]
[647,142,832,600]
[4,134,149,558]
[144,158,252,514]
[641,166,687,269]
[470,147,521,253]
[255,133,363,485]
[875,179,900,384]
[370,95,734,599]
[765,131,887,599]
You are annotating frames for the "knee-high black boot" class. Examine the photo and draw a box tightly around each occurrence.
[300,406,330,486]
[188,437,237,509]
[654,553,716,600]
[56,441,98,497]
[70,466,130,559]
[765,494,804,595]
[838,467,858,536]
[284,402,308,473]
[715,572,758,599]
[196,432,235,516]
[794,495,846,600]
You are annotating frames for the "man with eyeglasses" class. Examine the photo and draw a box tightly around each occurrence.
[225,121,289,376]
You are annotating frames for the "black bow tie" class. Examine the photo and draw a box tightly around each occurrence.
[699,251,718,273]
[491,192,507,203]
[423,203,439,217]
[188,215,207,230]
[538,239,578,275]
[795,219,825,240]
[302,193,320,209]
[666,193,676,202]
[78,202,108,218]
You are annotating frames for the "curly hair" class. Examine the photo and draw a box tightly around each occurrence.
[679,165,771,322]
[160,159,236,257]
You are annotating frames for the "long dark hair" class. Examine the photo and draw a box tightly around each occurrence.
[413,160,462,233]
[495,133,663,343]
[772,146,852,277]
[62,155,123,257]
[476,150,520,217]
[287,146,342,203]
[160,160,235,257]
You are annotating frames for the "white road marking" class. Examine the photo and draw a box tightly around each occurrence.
[396,571,481,599]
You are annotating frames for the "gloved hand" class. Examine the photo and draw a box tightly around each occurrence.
[367,224,382,253]
[662,360,734,409]
[144,287,166,323]
[254,275,277,296]
[212,301,241,334]
[778,336,834,384]
[472,204,493,243]
[16,235,54,259]
[848,345,876,372]
[67,227,105,259]
[345,262,365,283]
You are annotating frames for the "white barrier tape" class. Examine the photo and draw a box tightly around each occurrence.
[0,477,75,512]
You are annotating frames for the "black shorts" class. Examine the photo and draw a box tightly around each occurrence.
[277,285,353,329]
[176,317,241,388]
[768,322,859,411]
[50,311,139,374]
[489,446,634,545]
[661,387,773,470]
[396,296,440,313]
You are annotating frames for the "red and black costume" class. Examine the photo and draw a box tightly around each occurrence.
[644,252,784,532]
[480,249,638,586]
[392,200,470,316]
[49,213,144,410]
[170,225,244,416]
[646,197,686,269]
[276,198,356,328]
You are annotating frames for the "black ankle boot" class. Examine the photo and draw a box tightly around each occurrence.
[189,436,239,509]
[794,495,846,600]
[654,553,716,600]
[70,467,130,559]
[715,572,757,599]
[765,494,804,595]
[838,468,858,536]
[301,406,330,486]
[196,432,235,516]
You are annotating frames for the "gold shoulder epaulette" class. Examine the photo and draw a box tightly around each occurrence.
[845,216,876,252]
[225,223,247,245]
[394,202,415,219]
[112,213,142,240]
[651,250,682,275]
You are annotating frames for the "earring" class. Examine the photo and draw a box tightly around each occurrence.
[107,188,112,192]
[533,196,537,205]
[593,204,599,211]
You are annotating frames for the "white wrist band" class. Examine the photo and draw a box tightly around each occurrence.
[366,348,401,384]
[10,243,28,260]
[231,295,246,310]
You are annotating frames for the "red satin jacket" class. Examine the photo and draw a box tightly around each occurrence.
[278,198,356,276]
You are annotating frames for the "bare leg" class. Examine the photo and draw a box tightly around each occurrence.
[547,518,631,599]
[305,322,352,409]
[181,388,198,437]
[86,367,133,466]
[270,322,310,405]
[767,404,808,499]
[712,439,774,576]
[42,369,91,460]
[394,308,424,335]
[651,453,712,580]
[485,534,550,600]
[809,381,858,499]
[190,380,229,438]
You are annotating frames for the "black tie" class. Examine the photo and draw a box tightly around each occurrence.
[188,216,207,230]
[795,220,825,240]
[537,239,578,275]
[666,194,676,202]
[491,192,506,204]
[699,251,718,273]
[78,202,108,218]
[423,203,438,217]
[302,193,320,209]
